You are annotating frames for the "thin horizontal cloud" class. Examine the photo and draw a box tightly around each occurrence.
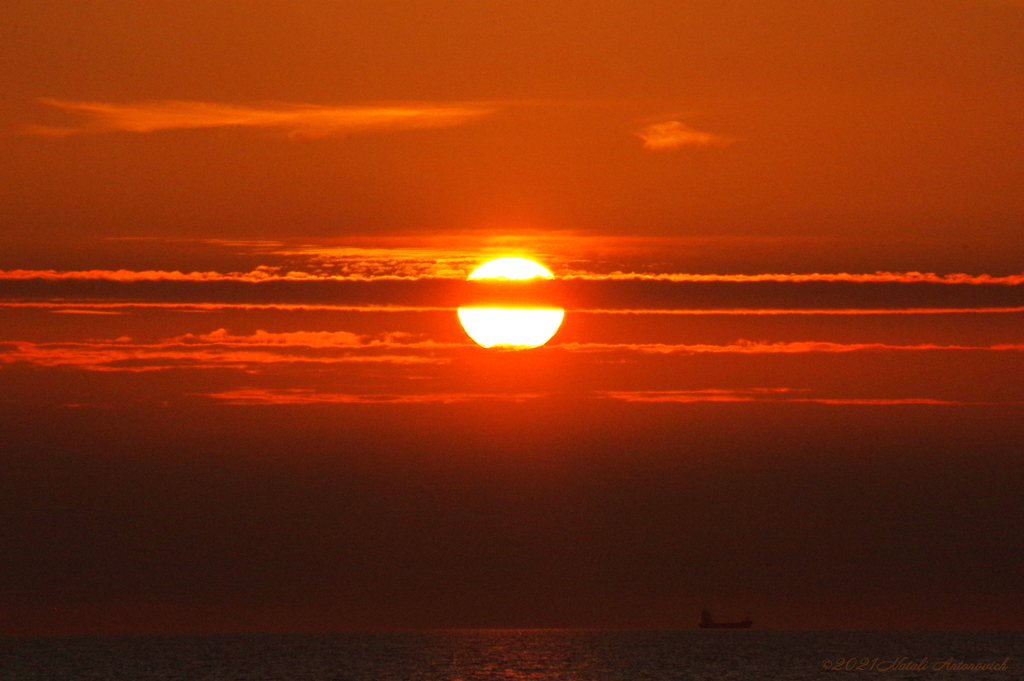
[576,307,1024,315]
[598,388,795,403]
[4,302,1024,317]
[5,332,1020,375]
[0,344,446,372]
[0,268,321,282]
[0,330,459,372]
[558,340,1024,355]
[174,328,464,350]
[790,398,991,405]
[0,301,452,313]
[598,391,1004,406]
[3,268,1024,285]
[206,388,547,405]
[48,309,124,315]
[562,271,1024,285]
[634,120,735,150]
[25,99,498,138]
[199,389,1024,407]
[272,243,499,280]
[201,389,1024,407]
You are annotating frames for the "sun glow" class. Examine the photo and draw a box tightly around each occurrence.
[459,257,564,349]
[467,256,554,280]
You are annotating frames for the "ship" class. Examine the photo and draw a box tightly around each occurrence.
[699,610,752,629]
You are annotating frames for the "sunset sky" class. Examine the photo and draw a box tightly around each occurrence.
[1,0,1023,635]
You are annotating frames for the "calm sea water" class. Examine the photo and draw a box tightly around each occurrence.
[1,630,1019,681]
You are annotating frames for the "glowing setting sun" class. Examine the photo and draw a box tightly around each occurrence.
[467,257,554,280]
[459,257,564,348]
[458,307,565,349]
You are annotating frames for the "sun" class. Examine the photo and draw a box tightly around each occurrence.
[459,257,564,349]
[467,256,554,280]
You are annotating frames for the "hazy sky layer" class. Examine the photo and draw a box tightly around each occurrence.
[2,1,1023,269]
[1,1,1023,634]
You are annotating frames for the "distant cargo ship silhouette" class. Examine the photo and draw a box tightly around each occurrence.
[699,610,753,629]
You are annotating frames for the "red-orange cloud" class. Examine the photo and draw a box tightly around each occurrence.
[26,99,498,138]
[561,271,1024,285]
[575,307,1024,316]
[175,328,462,350]
[558,340,1024,354]
[0,330,460,372]
[206,388,546,405]
[633,120,735,150]
[3,267,1023,285]
[0,302,451,313]
[598,388,795,403]
[0,268,318,282]
[4,302,1023,317]
[598,391,1004,406]
[4,331,1021,375]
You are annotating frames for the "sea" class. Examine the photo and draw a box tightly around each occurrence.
[1,630,1020,681]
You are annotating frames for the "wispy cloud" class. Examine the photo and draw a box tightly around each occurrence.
[174,328,462,350]
[634,120,735,150]
[0,343,446,372]
[204,388,1021,407]
[0,302,452,313]
[790,398,990,405]
[6,302,1024,317]
[273,246,501,280]
[575,307,1024,316]
[206,388,546,405]
[0,268,317,282]
[0,330,460,372]
[25,99,498,138]
[4,267,1023,285]
[561,271,1024,285]
[4,330,1020,375]
[47,309,125,315]
[598,390,997,406]
[599,388,795,403]
[558,340,1024,355]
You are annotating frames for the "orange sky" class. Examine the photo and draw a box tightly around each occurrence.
[1,1,1023,634]
[3,0,1024,270]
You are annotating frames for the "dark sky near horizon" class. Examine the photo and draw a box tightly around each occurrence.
[1,0,1023,634]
